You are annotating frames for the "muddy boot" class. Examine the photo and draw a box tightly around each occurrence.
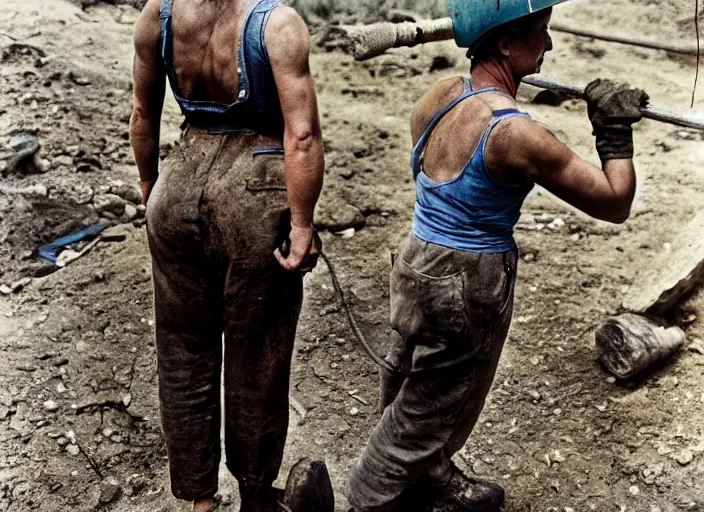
[426,463,504,512]
[278,458,334,512]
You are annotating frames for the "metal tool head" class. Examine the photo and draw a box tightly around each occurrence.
[448,0,570,49]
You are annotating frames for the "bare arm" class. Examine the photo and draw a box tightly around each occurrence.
[130,0,165,203]
[489,118,636,223]
[266,7,323,228]
[266,7,324,270]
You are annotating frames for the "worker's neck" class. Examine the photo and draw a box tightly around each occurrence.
[471,58,521,98]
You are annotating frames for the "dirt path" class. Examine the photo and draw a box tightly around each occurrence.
[1,1,703,511]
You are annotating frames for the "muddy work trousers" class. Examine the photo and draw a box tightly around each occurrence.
[345,234,517,511]
[146,128,302,502]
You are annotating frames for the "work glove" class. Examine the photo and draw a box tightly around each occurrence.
[584,78,649,161]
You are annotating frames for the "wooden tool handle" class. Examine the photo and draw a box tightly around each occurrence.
[338,18,454,61]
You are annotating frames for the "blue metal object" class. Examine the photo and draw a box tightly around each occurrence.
[448,0,570,49]
[38,223,107,263]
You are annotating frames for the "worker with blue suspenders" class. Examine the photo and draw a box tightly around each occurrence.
[130,0,333,510]
[345,1,649,510]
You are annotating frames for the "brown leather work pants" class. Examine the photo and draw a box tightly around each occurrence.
[146,128,302,503]
[345,234,517,511]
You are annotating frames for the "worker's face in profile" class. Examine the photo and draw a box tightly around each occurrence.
[509,10,553,76]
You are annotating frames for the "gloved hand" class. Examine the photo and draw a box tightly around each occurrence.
[584,79,649,161]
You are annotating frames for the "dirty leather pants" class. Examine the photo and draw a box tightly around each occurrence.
[345,234,517,511]
[146,127,302,502]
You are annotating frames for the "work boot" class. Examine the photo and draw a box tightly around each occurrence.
[278,458,335,512]
[426,463,504,512]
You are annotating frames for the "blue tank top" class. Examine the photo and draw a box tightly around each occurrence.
[160,0,284,133]
[411,79,534,253]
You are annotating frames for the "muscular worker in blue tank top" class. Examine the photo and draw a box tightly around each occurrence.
[345,2,648,511]
[130,1,334,511]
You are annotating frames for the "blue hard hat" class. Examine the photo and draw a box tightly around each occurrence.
[449,0,569,49]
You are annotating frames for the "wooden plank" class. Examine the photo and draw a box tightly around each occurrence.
[622,212,704,315]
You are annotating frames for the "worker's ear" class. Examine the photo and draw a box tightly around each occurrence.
[498,33,512,58]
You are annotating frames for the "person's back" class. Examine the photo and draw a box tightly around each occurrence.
[410,76,535,252]
[168,0,246,104]
[130,1,329,511]
[345,3,648,512]
[157,0,287,132]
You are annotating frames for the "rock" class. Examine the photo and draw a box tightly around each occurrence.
[629,485,639,496]
[349,407,360,416]
[314,202,365,233]
[675,449,694,466]
[531,89,570,106]
[136,204,146,218]
[688,339,704,355]
[52,155,73,169]
[75,340,88,353]
[0,285,12,295]
[111,183,142,205]
[10,278,31,293]
[122,203,138,222]
[527,390,541,401]
[56,383,67,394]
[66,444,80,456]
[429,54,456,72]
[36,159,51,173]
[93,194,126,216]
[15,184,48,196]
[551,450,565,463]
[101,224,130,242]
[99,476,122,504]
[122,394,132,407]
[75,161,100,173]
[548,218,565,230]
[334,227,356,239]
[125,474,147,497]
[43,400,59,412]
[68,71,92,86]
[3,135,40,175]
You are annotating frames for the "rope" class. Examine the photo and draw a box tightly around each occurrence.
[319,252,406,375]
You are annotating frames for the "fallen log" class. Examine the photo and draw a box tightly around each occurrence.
[595,313,686,379]
[622,212,704,316]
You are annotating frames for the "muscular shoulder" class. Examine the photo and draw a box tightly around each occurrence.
[486,116,572,181]
[134,0,162,57]
[265,6,310,69]
[410,77,465,142]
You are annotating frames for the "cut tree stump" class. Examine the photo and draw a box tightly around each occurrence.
[622,212,704,315]
[595,313,686,379]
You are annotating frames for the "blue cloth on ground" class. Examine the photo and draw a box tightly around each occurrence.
[38,223,107,263]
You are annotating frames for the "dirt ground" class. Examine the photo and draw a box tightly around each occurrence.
[1,0,704,510]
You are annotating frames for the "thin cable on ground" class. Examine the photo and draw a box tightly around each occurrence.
[693,0,701,107]
[320,252,406,375]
